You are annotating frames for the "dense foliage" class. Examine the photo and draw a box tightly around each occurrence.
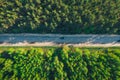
[0,0,120,34]
[0,47,120,80]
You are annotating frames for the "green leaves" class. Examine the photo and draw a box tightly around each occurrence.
[0,0,120,33]
[0,47,120,79]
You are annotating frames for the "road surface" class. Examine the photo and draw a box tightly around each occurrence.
[0,34,120,47]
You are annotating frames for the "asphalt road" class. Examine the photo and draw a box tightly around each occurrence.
[0,34,120,47]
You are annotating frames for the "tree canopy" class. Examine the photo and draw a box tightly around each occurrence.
[0,0,120,34]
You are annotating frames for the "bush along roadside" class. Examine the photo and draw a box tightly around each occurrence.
[0,47,120,80]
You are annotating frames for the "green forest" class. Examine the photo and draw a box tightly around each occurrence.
[0,47,120,80]
[0,0,120,34]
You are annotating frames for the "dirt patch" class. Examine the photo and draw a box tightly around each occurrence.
[0,42,120,47]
